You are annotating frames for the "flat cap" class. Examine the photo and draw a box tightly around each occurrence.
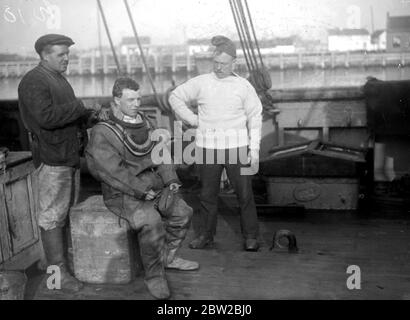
[34,34,75,55]
[211,35,236,58]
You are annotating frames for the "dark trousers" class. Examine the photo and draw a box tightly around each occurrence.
[198,147,259,240]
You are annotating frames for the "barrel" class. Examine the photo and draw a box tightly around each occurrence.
[69,195,140,284]
[0,271,27,300]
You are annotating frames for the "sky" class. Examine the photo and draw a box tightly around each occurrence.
[1,0,409,55]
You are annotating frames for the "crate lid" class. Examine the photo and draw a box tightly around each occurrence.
[1,151,32,170]
[260,140,367,177]
[262,140,366,162]
[71,195,107,212]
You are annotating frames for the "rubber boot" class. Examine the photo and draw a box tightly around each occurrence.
[137,223,170,299]
[144,276,171,300]
[165,248,199,271]
[189,234,214,249]
[244,238,259,252]
[40,227,83,292]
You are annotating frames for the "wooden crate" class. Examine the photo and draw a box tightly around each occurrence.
[0,152,41,269]
[260,140,366,177]
[70,195,139,284]
[265,176,360,210]
[275,99,368,148]
[261,141,366,210]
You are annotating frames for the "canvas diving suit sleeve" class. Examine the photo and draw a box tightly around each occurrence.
[18,79,88,130]
[86,125,152,199]
[156,163,181,186]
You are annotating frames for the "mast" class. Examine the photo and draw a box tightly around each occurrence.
[97,1,102,56]
[96,0,122,74]
[370,6,374,34]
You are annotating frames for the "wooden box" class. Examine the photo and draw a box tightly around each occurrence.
[0,152,41,269]
[265,177,360,210]
[70,195,139,284]
[260,141,366,210]
[274,94,368,149]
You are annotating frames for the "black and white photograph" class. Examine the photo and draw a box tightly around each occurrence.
[0,0,410,308]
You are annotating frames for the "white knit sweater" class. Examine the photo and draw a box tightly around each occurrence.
[169,72,262,150]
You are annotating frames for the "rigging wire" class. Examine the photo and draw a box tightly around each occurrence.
[96,0,122,75]
[230,0,256,72]
[229,0,251,72]
[228,0,274,111]
[123,0,167,112]
[243,0,264,68]
[236,0,259,70]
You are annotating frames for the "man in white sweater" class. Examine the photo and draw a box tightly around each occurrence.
[168,35,263,251]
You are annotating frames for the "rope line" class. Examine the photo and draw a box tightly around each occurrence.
[96,0,122,74]
[123,0,167,112]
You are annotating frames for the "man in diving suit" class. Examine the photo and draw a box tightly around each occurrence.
[85,77,199,300]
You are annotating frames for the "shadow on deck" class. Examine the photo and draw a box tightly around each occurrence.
[27,173,410,300]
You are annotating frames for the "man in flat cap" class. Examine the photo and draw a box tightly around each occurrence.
[169,35,262,251]
[18,34,103,292]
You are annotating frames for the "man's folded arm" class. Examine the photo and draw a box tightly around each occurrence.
[19,81,88,130]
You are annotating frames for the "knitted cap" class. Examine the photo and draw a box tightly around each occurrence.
[211,35,236,58]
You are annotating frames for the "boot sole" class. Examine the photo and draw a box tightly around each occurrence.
[189,241,214,250]
[165,265,200,271]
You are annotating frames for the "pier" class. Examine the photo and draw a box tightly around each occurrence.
[0,48,195,78]
[0,51,409,78]
[196,51,410,73]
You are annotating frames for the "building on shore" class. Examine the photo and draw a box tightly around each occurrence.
[120,36,151,56]
[386,13,410,52]
[327,28,371,52]
[371,30,387,52]
[258,38,296,54]
[188,36,297,57]
[187,38,211,56]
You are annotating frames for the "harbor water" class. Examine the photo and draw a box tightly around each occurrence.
[1,66,409,100]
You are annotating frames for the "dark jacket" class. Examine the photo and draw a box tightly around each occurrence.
[18,62,90,168]
[85,112,180,201]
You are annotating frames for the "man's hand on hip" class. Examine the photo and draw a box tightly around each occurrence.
[193,116,199,128]
[248,149,259,166]
[241,149,260,175]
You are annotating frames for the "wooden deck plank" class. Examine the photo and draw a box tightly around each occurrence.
[33,202,410,300]
[30,181,410,300]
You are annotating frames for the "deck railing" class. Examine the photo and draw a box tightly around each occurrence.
[1,51,409,78]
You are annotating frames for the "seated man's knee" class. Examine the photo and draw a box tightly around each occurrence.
[146,210,163,227]
[178,199,193,221]
[168,198,193,227]
[131,206,162,230]
[138,213,165,244]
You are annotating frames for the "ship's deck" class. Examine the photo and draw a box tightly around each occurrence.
[26,174,410,300]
